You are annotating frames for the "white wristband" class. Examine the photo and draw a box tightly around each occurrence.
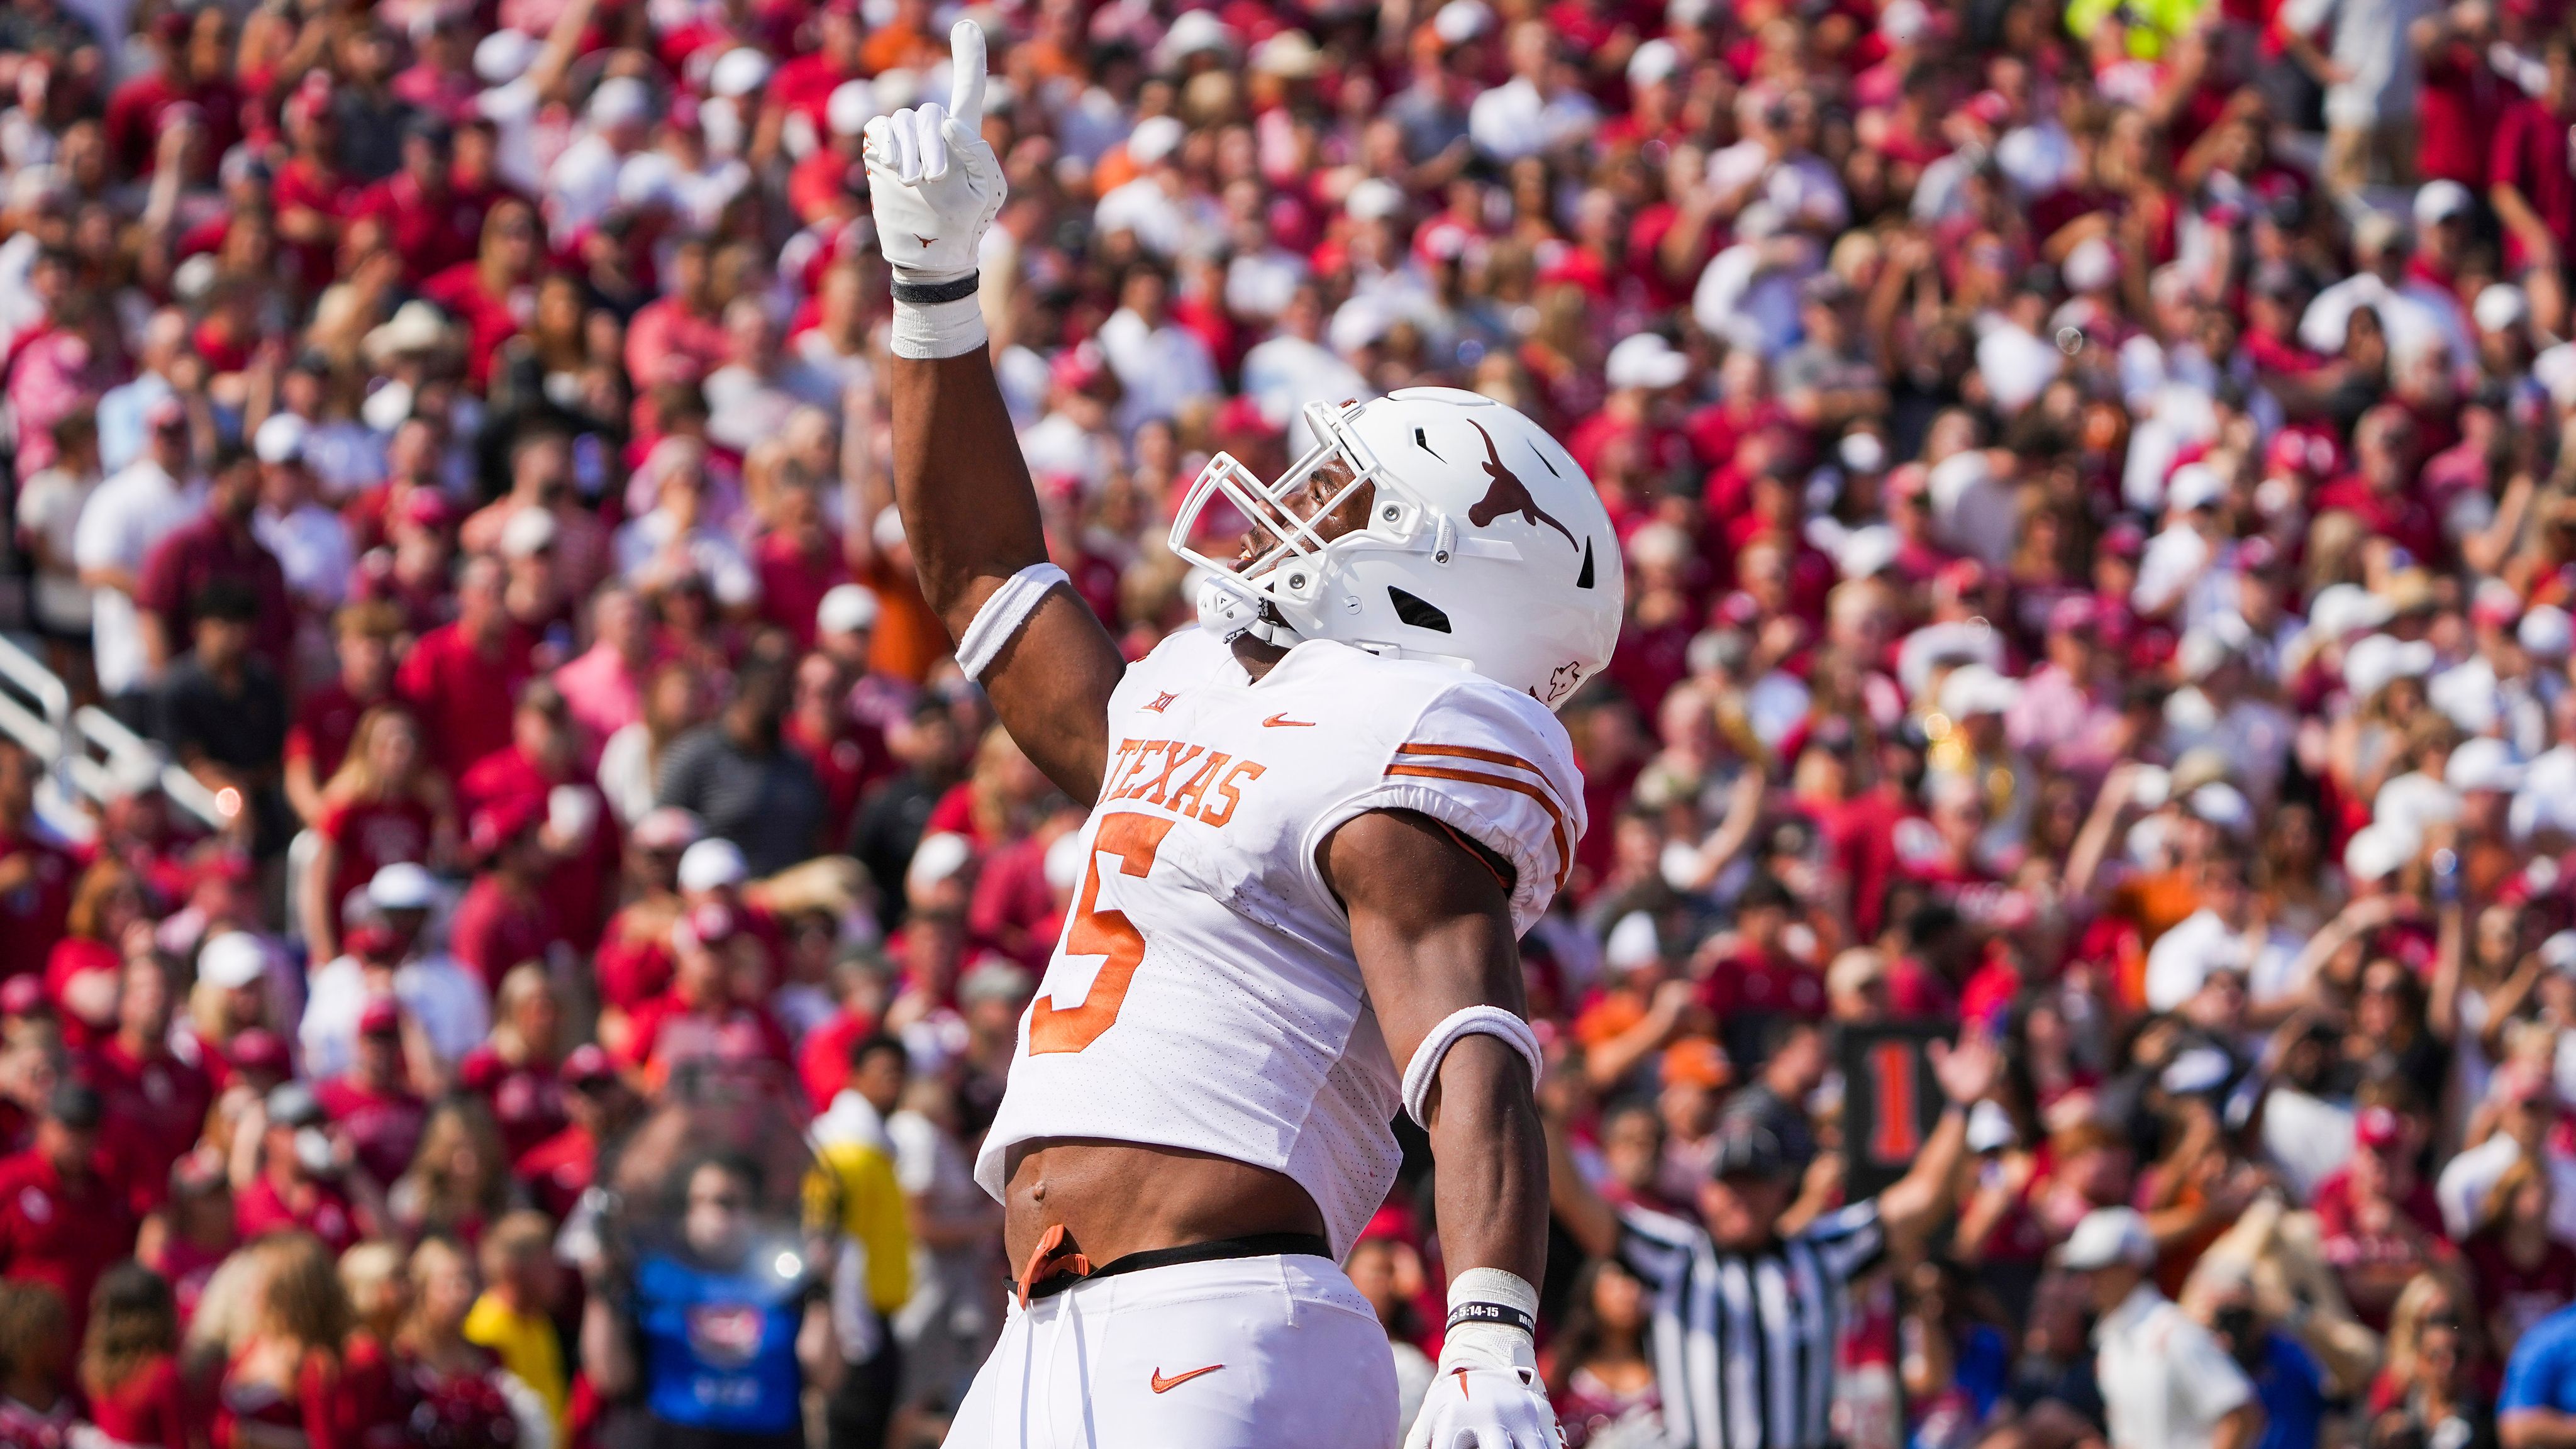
[1448,1267,1539,1324]
[955,562,1069,680]
[1400,1004,1543,1128]
[891,292,987,360]
[1442,1267,1540,1373]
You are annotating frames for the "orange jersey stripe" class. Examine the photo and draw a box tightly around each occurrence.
[1398,741,1555,780]
[1385,762,1572,893]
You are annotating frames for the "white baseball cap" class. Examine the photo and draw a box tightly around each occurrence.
[817,582,881,636]
[499,506,557,560]
[588,76,653,130]
[826,79,879,138]
[1628,37,1682,87]
[1434,0,1494,43]
[253,413,309,465]
[1158,9,1237,60]
[2342,633,2436,699]
[2166,462,2226,513]
[1605,911,1662,971]
[1345,177,1406,223]
[2475,283,2530,334]
[708,47,775,99]
[367,862,441,911]
[2377,771,2463,839]
[1125,115,1185,167]
[199,932,270,991]
[2542,930,2576,972]
[1042,831,1088,893]
[1605,333,1691,392]
[2344,822,2418,883]
[474,28,538,84]
[2521,604,2573,660]
[677,838,750,892]
[1964,1099,2015,1153]
[1938,663,2021,718]
[616,150,678,211]
[2175,624,2238,682]
[906,833,975,896]
[2187,782,2253,835]
[1835,523,1901,581]
[871,67,919,114]
[2305,584,2395,643]
[1248,30,1324,78]
[2415,179,2474,225]
[2448,737,2526,794]
[2062,236,2118,294]
[2060,1206,2157,1270]
[2539,343,2576,409]
[2161,1045,2234,1094]
[2429,660,2501,735]
[958,958,1035,1005]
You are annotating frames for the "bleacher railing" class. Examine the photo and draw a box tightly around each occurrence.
[0,634,232,840]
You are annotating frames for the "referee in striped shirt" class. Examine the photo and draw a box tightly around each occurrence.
[1545,1026,2001,1449]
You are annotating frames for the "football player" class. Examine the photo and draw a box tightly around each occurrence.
[867,25,1621,1448]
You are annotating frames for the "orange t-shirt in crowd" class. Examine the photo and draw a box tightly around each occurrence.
[858,557,950,684]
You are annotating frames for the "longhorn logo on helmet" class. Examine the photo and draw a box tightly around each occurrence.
[1467,423,1577,549]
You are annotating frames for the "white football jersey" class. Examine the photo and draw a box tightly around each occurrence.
[973,627,1587,1256]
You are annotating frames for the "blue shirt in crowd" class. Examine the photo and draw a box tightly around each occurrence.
[2502,1303,2576,1422]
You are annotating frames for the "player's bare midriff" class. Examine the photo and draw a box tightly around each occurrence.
[1002,1138,1327,1269]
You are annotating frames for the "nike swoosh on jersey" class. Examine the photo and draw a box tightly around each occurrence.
[1150,1364,1224,1394]
[1262,714,1317,727]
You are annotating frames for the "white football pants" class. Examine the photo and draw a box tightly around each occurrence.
[943,1252,1401,1448]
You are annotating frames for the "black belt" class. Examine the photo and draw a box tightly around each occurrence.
[1019,1230,1333,1302]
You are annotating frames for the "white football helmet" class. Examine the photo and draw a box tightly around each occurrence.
[1171,387,1623,711]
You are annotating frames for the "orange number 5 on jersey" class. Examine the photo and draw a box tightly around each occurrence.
[1028,812,1178,1055]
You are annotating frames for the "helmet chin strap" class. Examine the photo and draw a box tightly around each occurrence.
[1244,611,1300,647]
[1194,572,1302,648]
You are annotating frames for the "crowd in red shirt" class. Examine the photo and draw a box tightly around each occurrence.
[13,0,2576,1440]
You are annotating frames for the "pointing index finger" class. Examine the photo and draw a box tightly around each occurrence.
[948,18,987,129]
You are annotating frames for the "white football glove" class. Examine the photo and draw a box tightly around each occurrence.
[863,19,1005,357]
[1403,1270,1565,1449]
[1404,1364,1565,1449]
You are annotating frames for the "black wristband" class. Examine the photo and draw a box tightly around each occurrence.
[892,274,980,305]
[1446,1301,1538,1336]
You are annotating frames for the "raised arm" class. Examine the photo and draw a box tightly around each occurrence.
[2060,762,2141,900]
[524,0,605,103]
[1539,1072,1624,1260]
[1326,809,1560,1449]
[2428,897,2467,1042]
[871,25,1127,802]
[886,353,1126,799]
